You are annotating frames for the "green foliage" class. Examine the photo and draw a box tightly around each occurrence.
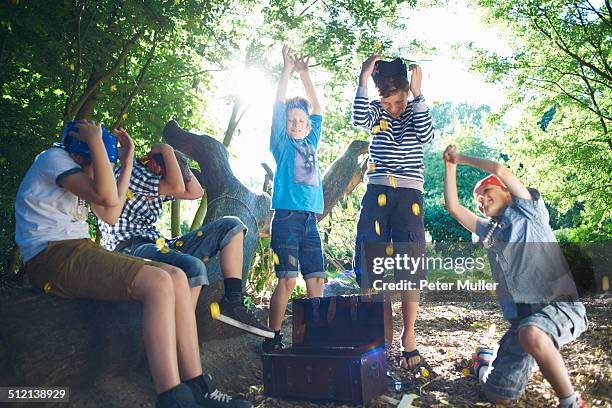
[424,103,500,242]
[470,0,612,240]
[0,0,420,279]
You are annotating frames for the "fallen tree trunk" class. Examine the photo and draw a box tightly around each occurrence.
[0,122,370,390]
[320,140,369,220]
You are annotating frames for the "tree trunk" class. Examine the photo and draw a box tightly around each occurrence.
[171,199,181,237]
[319,140,370,220]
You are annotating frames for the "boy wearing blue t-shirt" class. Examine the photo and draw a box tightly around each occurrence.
[263,45,325,352]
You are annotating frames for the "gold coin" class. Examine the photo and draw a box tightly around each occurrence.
[385,244,393,256]
[288,255,297,266]
[196,231,203,237]
[375,220,381,236]
[388,175,397,188]
[412,202,420,216]
[175,241,184,247]
[273,252,280,265]
[379,120,388,131]
[368,163,376,172]
[377,193,387,207]
[210,302,220,319]
[372,125,381,134]
[43,282,52,294]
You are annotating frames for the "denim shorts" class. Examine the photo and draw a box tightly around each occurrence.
[353,184,425,287]
[270,209,325,280]
[117,216,247,288]
[482,302,588,400]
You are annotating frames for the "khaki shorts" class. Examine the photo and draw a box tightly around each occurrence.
[25,238,165,301]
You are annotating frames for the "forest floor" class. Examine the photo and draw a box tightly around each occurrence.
[51,292,611,408]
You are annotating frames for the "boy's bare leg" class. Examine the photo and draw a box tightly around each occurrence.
[305,276,324,298]
[519,326,574,397]
[158,264,203,381]
[220,232,244,279]
[190,286,202,310]
[131,265,181,393]
[400,290,420,368]
[268,277,297,331]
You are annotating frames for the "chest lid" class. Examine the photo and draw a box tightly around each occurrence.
[291,295,385,349]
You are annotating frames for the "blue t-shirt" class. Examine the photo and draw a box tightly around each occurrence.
[269,102,323,214]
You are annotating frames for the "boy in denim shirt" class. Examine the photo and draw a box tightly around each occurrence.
[263,45,325,352]
[443,145,587,408]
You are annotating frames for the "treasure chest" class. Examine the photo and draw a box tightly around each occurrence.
[262,295,387,404]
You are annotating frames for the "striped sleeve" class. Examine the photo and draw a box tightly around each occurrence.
[412,97,435,144]
[352,86,381,130]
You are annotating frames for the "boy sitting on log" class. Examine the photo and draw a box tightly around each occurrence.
[98,142,271,337]
[15,120,251,408]
[443,144,587,408]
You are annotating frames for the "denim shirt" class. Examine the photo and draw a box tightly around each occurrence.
[472,188,578,321]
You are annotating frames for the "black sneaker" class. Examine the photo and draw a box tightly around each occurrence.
[192,374,252,408]
[156,383,202,408]
[217,296,274,338]
[261,331,285,353]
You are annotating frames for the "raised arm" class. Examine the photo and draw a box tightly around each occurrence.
[353,54,381,129]
[90,128,135,224]
[155,144,185,196]
[294,55,321,115]
[455,150,531,200]
[173,169,204,200]
[409,64,434,144]
[443,145,479,234]
[60,120,119,207]
[275,44,294,103]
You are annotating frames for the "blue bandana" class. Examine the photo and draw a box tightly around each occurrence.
[286,99,310,115]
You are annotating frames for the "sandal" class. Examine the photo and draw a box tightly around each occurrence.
[400,349,422,370]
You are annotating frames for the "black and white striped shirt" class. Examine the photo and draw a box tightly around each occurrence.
[99,161,172,251]
[352,86,435,190]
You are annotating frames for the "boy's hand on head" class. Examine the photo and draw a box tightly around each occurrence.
[282,44,295,71]
[71,120,102,144]
[443,144,458,164]
[294,55,310,75]
[409,64,422,97]
[113,127,134,164]
[360,54,381,80]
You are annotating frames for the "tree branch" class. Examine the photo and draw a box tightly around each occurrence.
[581,0,612,28]
[71,30,144,117]
[572,2,612,79]
[534,6,612,83]
[148,68,225,81]
[298,0,320,17]
[523,75,612,122]
[63,1,85,122]
[112,32,159,129]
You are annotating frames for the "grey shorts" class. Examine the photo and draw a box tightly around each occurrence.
[482,302,588,400]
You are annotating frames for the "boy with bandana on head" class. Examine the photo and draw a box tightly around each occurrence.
[443,144,587,408]
[15,121,252,407]
[352,55,435,370]
[262,45,325,352]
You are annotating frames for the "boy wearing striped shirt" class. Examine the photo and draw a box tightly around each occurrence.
[352,55,435,370]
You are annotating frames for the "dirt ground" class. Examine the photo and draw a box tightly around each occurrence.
[43,293,611,408]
